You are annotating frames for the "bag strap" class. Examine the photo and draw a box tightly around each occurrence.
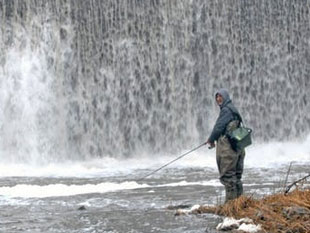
[226,105,250,129]
[225,105,243,124]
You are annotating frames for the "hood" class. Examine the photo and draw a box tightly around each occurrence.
[215,88,231,107]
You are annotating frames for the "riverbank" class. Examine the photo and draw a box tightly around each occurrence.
[178,188,310,232]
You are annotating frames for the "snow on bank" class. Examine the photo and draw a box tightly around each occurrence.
[175,205,262,233]
[216,217,262,232]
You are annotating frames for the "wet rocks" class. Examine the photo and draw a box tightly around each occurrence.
[174,204,201,216]
[283,206,310,219]
[77,205,86,211]
[166,204,191,210]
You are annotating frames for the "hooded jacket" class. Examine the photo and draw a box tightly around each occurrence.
[208,89,242,143]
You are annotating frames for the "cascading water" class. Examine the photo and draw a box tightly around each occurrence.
[0,0,309,161]
[0,2,310,233]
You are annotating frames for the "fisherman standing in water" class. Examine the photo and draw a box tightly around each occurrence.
[206,89,245,203]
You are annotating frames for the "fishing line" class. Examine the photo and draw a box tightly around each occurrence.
[137,142,207,182]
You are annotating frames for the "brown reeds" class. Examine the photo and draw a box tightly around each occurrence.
[198,189,310,232]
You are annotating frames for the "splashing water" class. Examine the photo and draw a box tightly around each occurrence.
[0,0,309,162]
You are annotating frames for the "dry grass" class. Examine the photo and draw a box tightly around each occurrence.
[196,189,310,232]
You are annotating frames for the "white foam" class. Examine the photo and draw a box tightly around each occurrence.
[0,134,308,178]
[0,179,275,199]
[0,180,216,199]
[0,181,149,198]
[157,179,222,187]
[245,134,310,168]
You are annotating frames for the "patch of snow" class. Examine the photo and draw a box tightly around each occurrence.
[216,217,239,231]
[239,223,262,233]
[216,217,262,232]
[190,204,200,211]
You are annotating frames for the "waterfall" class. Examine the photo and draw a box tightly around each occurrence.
[0,0,309,161]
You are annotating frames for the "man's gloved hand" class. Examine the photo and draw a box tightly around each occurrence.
[206,140,215,149]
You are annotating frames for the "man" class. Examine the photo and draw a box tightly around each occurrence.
[206,88,245,203]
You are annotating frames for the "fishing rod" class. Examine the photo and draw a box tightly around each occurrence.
[137,142,210,182]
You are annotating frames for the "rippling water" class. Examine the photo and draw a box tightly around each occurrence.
[0,138,309,232]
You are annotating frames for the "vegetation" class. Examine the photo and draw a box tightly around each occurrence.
[173,174,310,232]
[197,189,310,232]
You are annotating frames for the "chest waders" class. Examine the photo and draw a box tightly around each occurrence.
[216,120,245,203]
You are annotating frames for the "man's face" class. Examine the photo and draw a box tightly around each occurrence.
[216,94,223,105]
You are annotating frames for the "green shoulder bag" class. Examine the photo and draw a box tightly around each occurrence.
[227,123,252,150]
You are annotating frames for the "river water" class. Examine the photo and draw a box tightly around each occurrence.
[0,138,309,232]
[0,1,310,232]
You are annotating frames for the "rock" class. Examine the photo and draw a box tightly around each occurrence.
[166,204,191,210]
[190,204,201,213]
[175,209,186,216]
[173,204,201,216]
[283,206,310,219]
[237,218,254,225]
[78,205,86,211]
[255,211,265,221]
